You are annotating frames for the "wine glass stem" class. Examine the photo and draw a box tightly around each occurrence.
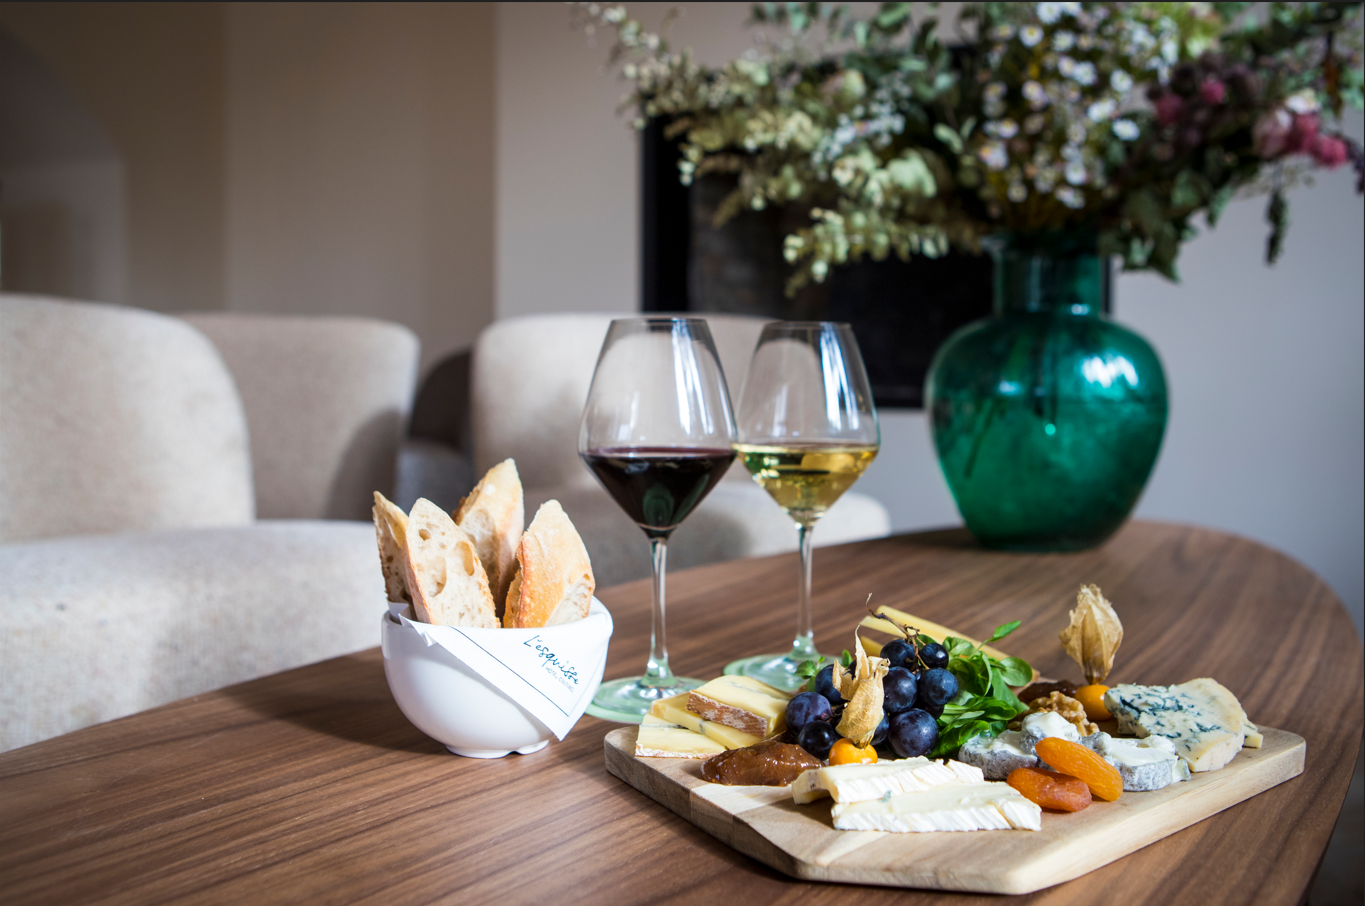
[644,536,674,686]
[790,521,818,662]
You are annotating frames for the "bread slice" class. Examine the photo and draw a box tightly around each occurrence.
[503,500,595,629]
[404,498,499,628]
[372,491,411,604]
[454,458,524,618]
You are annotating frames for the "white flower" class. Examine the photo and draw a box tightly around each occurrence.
[1055,185,1085,208]
[1058,55,1077,77]
[1007,182,1028,202]
[1020,24,1045,47]
[979,141,1009,171]
[1053,31,1075,52]
[1072,62,1097,86]
[602,6,626,23]
[1067,122,1087,144]
[1087,98,1117,121]
[1110,69,1134,93]
[1060,1,1081,14]
[996,118,1020,139]
[1023,80,1050,109]
[1112,118,1140,140]
[984,82,1008,102]
[1024,113,1047,134]
[1034,168,1058,191]
[1061,141,1083,160]
[1037,2,1063,25]
[1062,83,1082,102]
[1077,33,1094,51]
[1161,39,1178,63]
[991,23,1015,41]
[1284,89,1320,115]
[984,99,1007,118]
[1065,161,1089,185]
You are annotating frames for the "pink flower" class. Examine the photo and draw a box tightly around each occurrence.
[1253,109,1293,158]
[1308,133,1349,169]
[1154,94,1184,126]
[1286,113,1320,154]
[1199,79,1226,105]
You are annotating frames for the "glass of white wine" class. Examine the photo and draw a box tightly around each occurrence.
[725,322,879,691]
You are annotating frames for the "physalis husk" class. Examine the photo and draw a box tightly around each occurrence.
[832,629,889,746]
[1059,584,1123,686]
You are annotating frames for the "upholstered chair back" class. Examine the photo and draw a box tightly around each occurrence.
[470,313,768,490]
[183,313,419,521]
[0,294,254,543]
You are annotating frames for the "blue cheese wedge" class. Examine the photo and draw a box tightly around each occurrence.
[792,758,982,804]
[650,693,764,750]
[634,715,727,758]
[687,676,791,738]
[1103,678,1252,772]
[958,731,1039,780]
[831,782,1042,833]
[1084,732,1191,791]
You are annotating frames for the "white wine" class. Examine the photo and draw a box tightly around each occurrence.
[736,443,878,524]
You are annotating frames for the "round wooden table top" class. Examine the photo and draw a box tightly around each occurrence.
[0,520,1359,905]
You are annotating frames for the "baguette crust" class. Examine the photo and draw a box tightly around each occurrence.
[503,500,594,629]
[404,498,498,629]
[372,491,411,604]
[454,459,524,619]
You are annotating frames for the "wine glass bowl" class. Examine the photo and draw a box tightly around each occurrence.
[579,318,737,722]
[727,322,879,690]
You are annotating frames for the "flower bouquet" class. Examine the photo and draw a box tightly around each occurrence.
[581,1,1363,288]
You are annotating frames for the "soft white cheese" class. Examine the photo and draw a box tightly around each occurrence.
[831,782,1042,832]
[791,758,981,804]
[957,730,1038,780]
[1087,732,1190,791]
[1019,711,1081,751]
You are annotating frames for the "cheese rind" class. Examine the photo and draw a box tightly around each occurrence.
[831,782,1042,832]
[958,731,1038,780]
[634,715,727,758]
[650,693,764,750]
[1083,732,1190,791]
[792,758,982,804]
[687,676,791,738]
[1103,678,1251,772]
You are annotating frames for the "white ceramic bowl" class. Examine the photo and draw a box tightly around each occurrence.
[380,601,610,758]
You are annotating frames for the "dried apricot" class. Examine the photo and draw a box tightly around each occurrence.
[1075,684,1112,721]
[1034,737,1123,801]
[827,738,877,766]
[1007,767,1093,812]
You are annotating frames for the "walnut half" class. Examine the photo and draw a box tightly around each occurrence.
[1009,690,1099,737]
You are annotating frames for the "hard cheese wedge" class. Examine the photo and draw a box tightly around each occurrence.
[1103,678,1253,772]
[792,758,984,804]
[831,782,1042,833]
[687,676,791,738]
[634,715,727,759]
[651,693,765,750]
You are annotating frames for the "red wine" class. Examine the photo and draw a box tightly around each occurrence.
[582,447,735,537]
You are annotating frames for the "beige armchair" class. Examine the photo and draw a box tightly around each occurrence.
[470,313,891,586]
[0,294,418,752]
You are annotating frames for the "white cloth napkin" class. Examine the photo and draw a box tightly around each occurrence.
[390,599,613,739]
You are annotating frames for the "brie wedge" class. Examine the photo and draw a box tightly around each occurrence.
[831,782,1042,833]
[792,758,982,804]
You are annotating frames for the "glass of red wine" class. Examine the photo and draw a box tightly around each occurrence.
[579,318,737,722]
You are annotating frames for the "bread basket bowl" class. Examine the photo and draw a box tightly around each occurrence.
[380,599,612,758]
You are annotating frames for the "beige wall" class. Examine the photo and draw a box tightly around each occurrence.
[225,2,495,372]
[0,1,225,312]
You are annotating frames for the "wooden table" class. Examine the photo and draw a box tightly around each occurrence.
[1,521,1360,905]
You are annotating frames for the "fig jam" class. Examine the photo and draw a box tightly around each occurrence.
[700,739,822,786]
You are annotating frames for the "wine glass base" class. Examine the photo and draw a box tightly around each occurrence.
[723,652,823,693]
[585,675,706,724]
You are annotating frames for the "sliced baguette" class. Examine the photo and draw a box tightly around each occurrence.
[454,458,524,619]
[404,498,499,628]
[372,491,411,604]
[503,500,594,629]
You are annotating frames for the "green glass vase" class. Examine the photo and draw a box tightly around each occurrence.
[926,236,1168,551]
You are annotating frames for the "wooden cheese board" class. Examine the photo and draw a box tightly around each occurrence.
[604,725,1306,895]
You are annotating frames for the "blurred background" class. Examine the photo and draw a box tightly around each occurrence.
[0,1,1360,638]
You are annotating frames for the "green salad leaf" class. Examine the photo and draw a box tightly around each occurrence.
[929,622,1032,758]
